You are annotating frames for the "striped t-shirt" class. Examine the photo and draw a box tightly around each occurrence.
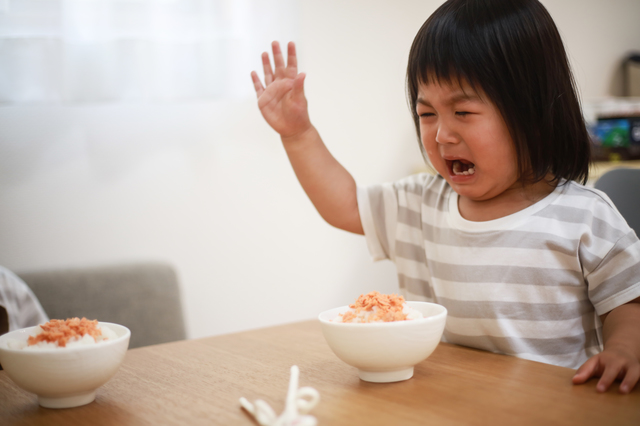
[357,173,640,369]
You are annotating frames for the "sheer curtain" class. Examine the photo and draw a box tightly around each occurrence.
[0,0,298,103]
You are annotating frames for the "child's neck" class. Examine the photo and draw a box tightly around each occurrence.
[457,177,557,222]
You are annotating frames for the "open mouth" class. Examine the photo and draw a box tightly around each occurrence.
[449,159,476,176]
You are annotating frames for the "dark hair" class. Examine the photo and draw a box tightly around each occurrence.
[407,0,590,184]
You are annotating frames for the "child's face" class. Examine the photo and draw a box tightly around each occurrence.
[416,81,520,203]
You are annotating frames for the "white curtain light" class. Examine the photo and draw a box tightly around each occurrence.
[0,0,298,103]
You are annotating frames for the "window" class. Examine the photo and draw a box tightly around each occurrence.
[0,0,298,103]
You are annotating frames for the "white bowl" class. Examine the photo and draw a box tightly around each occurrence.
[0,322,130,408]
[318,301,447,383]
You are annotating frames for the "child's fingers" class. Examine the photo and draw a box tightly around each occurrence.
[272,41,285,79]
[292,73,306,97]
[262,52,274,85]
[596,363,623,392]
[286,42,298,77]
[619,364,640,394]
[572,356,599,384]
[250,71,265,98]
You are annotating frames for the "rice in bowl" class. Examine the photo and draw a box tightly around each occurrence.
[5,317,118,351]
[331,291,423,323]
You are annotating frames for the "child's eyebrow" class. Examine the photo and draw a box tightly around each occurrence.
[450,92,483,103]
[416,92,483,107]
[416,97,432,107]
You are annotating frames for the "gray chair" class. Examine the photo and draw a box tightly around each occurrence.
[16,262,187,349]
[594,167,640,236]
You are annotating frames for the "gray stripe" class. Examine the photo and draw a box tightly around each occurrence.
[416,222,582,257]
[558,184,629,241]
[398,274,434,299]
[395,244,587,287]
[397,216,585,257]
[394,174,449,211]
[395,241,426,262]
[535,205,626,242]
[422,188,442,210]
[429,261,584,286]
[534,204,591,224]
[581,230,639,276]
[593,264,640,305]
[394,176,425,197]
[422,187,447,211]
[591,216,626,241]
[440,297,594,321]
[423,175,450,212]
[398,206,422,229]
[368,185,390,257]
[444,327,601,356]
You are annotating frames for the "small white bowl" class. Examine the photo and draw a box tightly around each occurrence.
[318,301,447,383]
[0,322,130,408]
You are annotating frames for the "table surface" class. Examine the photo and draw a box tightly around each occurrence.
[1,320,639,425]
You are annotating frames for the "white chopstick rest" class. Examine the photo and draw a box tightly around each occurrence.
[239,365,320,426]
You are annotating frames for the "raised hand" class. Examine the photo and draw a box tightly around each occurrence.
[250,41,363,235]
[251,41,311,140]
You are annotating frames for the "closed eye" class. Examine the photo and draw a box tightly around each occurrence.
[455,111,471,117]
[419,112,435,118]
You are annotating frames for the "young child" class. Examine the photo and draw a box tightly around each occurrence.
[250,0,640,393]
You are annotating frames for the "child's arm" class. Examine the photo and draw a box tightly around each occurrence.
[572,297,640,394]
[251,42,363,234]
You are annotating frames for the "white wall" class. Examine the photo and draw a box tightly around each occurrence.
[1,0,639,339]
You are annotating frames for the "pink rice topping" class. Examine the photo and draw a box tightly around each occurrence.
[27,317,103,348]
[339,291,409,323]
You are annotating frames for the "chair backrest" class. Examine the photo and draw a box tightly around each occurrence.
[593,167,640,236]
[17,262,187,349]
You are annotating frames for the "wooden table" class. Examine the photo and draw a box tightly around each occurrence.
[1,320,639,425]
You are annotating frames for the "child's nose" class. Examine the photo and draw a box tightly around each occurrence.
[435,123,459,145]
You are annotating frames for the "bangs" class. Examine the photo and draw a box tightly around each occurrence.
[407,1,499,103]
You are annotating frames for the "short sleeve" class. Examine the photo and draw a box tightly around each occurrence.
[357,184,398,261]
[357,174,441,263]
[578,186,640,315]
[587,232,640,316]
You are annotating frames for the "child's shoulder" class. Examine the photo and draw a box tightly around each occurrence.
[559,180,618,209]
[554,180,630,229]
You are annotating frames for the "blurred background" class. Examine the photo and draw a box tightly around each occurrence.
[1,0,639,339]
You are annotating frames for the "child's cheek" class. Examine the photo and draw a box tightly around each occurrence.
[423,143,438,162]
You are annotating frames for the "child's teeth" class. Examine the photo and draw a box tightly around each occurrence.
[452,161,475,176]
